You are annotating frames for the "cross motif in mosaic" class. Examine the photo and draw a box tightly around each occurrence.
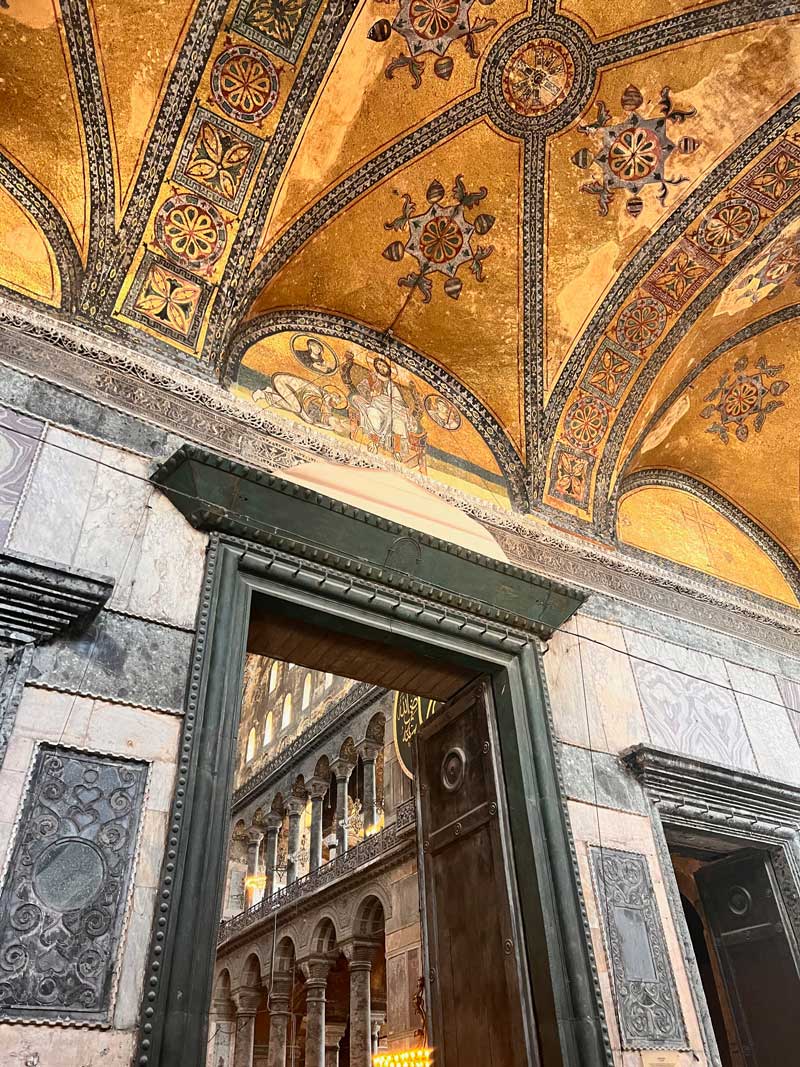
[122,252,211,347]
[174,108,263,214]
[581,337,642,407]
[232,0,325,63]
[643,238,717,312]
[735,140,800,212]
[548,443,594,507]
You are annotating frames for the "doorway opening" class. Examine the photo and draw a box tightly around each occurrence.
[205,590,536,1067]
[667,835,800,1067]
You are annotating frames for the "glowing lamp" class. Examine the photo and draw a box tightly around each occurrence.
[244,874,266,891]
[373,1049,433,1066]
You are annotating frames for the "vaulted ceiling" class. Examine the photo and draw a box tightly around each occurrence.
[1,0,799,609]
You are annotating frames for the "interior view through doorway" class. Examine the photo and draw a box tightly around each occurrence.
[667,834,800,1067]
[204,590,538,1067]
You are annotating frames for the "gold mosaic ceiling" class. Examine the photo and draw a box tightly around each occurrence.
[1,0,799,608]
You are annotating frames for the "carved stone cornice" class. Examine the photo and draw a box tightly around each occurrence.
[0,550,113,644]
[623,745,800,839]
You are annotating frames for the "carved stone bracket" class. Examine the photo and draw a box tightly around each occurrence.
[0,550,113,644]
[0,551,113,770]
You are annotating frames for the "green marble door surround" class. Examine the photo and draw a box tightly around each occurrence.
[140,446,612,1067]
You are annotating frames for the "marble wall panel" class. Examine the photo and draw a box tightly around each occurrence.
[724,661,782,703]
[30,611,194,713]
[632,661,756,771]
[623,630,728,687]
[0,406,43,545]
[8,426,206,630]
[735,692,800,784]
[559,744,647,815]
[544,620,648,754]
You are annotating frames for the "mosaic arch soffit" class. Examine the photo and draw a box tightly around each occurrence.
[1,0,800,605]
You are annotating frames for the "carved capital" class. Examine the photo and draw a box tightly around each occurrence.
[234,989,262,1014]
[357,739,382,763]
[265,811,283,832]
[330,757,355,781]
[341,938,376,967]
[286,795,307,816]
[299,955,332,986]
[307,776,330,800]
[247,827,264,846]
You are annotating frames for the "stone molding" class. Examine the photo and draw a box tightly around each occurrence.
[623,744,800,839]
[0,550,113,644]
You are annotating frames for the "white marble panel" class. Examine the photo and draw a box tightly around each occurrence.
[623,630,728,686]
[736,692,800,784]
[0,1023,135,1064]
[137,809,168,889]
[84,700,181,763]
[725,661,782,704]
[13,687,93,742]
[113,883,158,1032]
[120,486,207,629]
[9,426,100,567]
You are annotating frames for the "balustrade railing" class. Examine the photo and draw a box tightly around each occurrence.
[218,806,416,944]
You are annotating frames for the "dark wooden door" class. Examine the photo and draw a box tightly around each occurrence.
[414,679,537,1067]
[696,849,800,1067]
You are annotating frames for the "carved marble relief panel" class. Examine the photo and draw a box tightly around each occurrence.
[590,846,687,1051]
[0,743,148,1023]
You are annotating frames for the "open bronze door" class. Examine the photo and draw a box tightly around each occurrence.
[414,678,539,1067]
[696,849,800,1067]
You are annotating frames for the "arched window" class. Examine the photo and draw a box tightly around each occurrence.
[302,674,312,711]
[281,693,292,729]
[246,728,256,762]
[269,662,280,693]
[324,672,333,689]
[264,712,273,746]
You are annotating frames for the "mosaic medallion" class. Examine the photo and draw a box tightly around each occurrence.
[564,395,609,450]
[615,296,667,353]
[701,355,789,444]
[211,44,280,123]
[501,38,575,117]
[696,197,760,255]
[155,194,227,269]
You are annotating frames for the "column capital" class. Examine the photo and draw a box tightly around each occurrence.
[233,988,262,1014]
[357,739,382,762]
[330,757,355,780]
[286,794,307,816]
[341,939,377,967]
[307,776,330,800]
[265,811,283,832]
[324,1021,347,1046]
[246,827,264,846]
[299,955,333,985]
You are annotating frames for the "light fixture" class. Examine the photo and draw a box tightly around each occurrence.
[373,1050,433,1066]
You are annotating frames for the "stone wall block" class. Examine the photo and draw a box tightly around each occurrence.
[623,629,728,686]
[725,661,782,703]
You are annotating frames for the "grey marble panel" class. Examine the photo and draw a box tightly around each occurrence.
[29,610,193,714]
[0,743,148,1022]
[632,661,756,771]
[725,661,782,703]
[777,675,800,713]
[623,629,728,686]
[0,406,44,545]
[0,362,182,461]
[591,846,687,1050]
[559,744,647,814]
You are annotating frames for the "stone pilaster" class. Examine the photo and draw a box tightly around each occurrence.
[233,990,261,1067]
[285,795,306,884]
[266,979,291,1067]
[344,943,374,1067]
[244,829,264,908]
[264,813,281,897]
[299,957,331,1067]
[358,741,382,831]
[307,777,329,871]
[331,758,354,855]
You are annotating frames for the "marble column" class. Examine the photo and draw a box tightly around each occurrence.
[233,990,261,1067]
[264,814,281,897]
[245,829,263,908]
[300,959,331,1067]
[331,759,354,855]
[324,1022,346,1067]
[346,947,373,1067]
[307,778,328,872]
[266,979,291,1067]
[285,796,305,884]
[358,741,382,831]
